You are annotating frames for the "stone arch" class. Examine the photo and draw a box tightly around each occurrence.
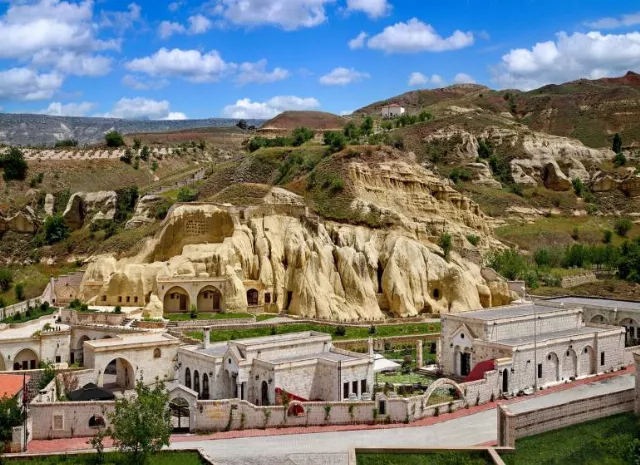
[590,314,608,324]
[89,414,106,428]
[546,352,560,382]
[197,286,222,313]
[193,370,200,396]
[261,380,269,406]
[0,353,5,371]
[202,373,210,400]
[246,288,259,306]
[164,286,190,313]
[73,335,91,366]
[423,378,466,406]
[619,318,640,346]
[287,401,305,417]
[185,367,191,389]
[169,397,190,432]
[563,348,577,380]
[99,357,136,389]
[13,348,39,370]
[579,345,596,376]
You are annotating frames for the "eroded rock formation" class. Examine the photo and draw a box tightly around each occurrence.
[63,191,117,230]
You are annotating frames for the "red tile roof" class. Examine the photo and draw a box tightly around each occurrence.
[0,374,29,399]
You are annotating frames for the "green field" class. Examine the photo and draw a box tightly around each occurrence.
[5,451,205,465]
[188,322,440,343]
[357,451,491,465]
[164,312,253,321]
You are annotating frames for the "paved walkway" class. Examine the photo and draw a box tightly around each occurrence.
[24,368,634,464]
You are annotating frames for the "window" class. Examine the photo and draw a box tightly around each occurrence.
[537,363,542,379]
[361,379,367,395]
[265,293,271,304]
[55,356,61,363]
[460,333,465,339]
[352,380,358,396]
[89,415,105,428]
[30,360,36,369]
[53,414,64,430]
[153,348,161,359]
[343,382,349,399]
[185,368,191,389]
[101,295,106,302]
[126,296,130,303]
[379,400,386,415]
[601,351,605,366]
[118,296,122,303]
[134,296,138,303]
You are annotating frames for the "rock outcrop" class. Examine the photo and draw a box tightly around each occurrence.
[44,194,55,216]
[511,164,538,187]
[0,208,39,234]
[63,191,117,230]
[590,172,620,192]
[125,195,164,230]
[542,162,572,191]
[466,163,502,188]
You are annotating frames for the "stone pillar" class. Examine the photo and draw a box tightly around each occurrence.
[416,340,423,368]
[203,327,211,350]
[436,338,442,365]
[634,352,640,415]
[236,381,242,400]
[367,337,374,357]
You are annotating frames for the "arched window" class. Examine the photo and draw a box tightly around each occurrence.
[185,368,191,389]
[89,415,105,428]
[153,348,161,359]
[202,374,210,400]
[194,370,200,396]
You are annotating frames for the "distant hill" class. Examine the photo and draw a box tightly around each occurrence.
[0,113,264,147]
[259,111,346,133]
[355,72,640,148]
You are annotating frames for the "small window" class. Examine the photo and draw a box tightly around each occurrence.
[134,296,138,303]
[460,333,465,339]
[89,415,105,428]
[547,354,551,361]
[432,288,440,300]
[343,382,349,399]
[118,296,122,303]
[265,293,271,304]
[126,296,130,303]
[228,358,232,365]
[600,351,605,366]
[30,360,36,369]
[101,295,107,302]
[361,379,367,394]
[566,351,570,357]
[352,380,358,395]
[55,356,61,363]
[379,400,387,415]
[153,348,161,359]
[584,347,588,354]
[537,363,542,379]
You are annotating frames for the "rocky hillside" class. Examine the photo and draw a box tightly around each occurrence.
[259,111,346,133]
[0,113,263,147]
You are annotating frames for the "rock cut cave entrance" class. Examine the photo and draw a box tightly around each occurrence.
[164,286,190,313]
[197,286,222,313]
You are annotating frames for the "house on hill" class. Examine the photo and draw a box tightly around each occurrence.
[381,103,405,118]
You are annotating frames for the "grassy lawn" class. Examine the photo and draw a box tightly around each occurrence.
[164,312,253,321]
[376,372,433,385]
[357,451,492,465]
[256,314,279,321]
[503,413,640,465]
[1,306,55,324]
[5,451,205,465]
[188,322,440,343]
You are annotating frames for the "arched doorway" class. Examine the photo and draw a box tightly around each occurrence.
[247,289,259,306]
[13,348,39,370]
[74,335,91,366]
[563,348,577,380]
[261,380,269,406]
[163,286,190,313]
[169,397,190,432]
[185,368,191,389]
[502,369,509,393]
[193,370,200,397]
[202,374,210,400]
[0,353,5,371]
[101,357,135,390]
[197,286,222,313]
[579,346,596,376]
[547,352,560,382]
[620,318,640,346]
[590,314,607,324]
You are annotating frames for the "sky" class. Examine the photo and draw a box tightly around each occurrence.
[1,0,640,120]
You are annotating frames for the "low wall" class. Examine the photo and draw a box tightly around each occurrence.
[333,333,440,352]
[560,272,597,288]
[624,345,640,365]
[171,317,255,327]
[60,308,127,326]
[0,297,46,321]
[497,388,635,448]
[30,400,116,439]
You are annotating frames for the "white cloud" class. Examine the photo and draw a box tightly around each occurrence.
[348,31,368,50]
[454,73,475,84]
[493,31,640,90]
[38,101,95,116]
[367,18,474,53]
[222,95,320,119]
[0,68,63,101]
[213,0,334,30]
[584,12,640,29]
[236,59,290,85]
[319,67,370,85]
[99,97,186,120]
[159,14,212,38]
[125,48,231,82]
[32,51,112,77]
[408,72,445,87]
[168,1,183,12]
[346,0,390,18]
[100,3,142,33]
[121,75,169,90]
[163,112,188,120]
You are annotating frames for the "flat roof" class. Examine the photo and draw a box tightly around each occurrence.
[86,333,177,348]
[494,326,613,347]
[545,296,640,312]
[197,344,229,357]
[457,304,570,321]
[232,331,330,347]
[269,351,361,365]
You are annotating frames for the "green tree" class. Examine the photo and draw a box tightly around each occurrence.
[323,131,346,153]
[107,379,171,464]
[177,187,197,202]
[614,152,627,167]
[105,131,125,148]
[140,146,151,161]
[439,232,453,260]
[381,121,393,131]
[615,218,633,237]
[0,269,12,292]
[488,249,527,280]
[151,161,159,172]
[0,395,23,443]
[0,147,28,181]
[448,167,473,184]
[43,214,70,245]
[360,116,374,136]
[603,229,613,244]
[417,110,433,122]
[14,282,24,301]
[571,178,585,197]
[612,132,622,154]
[343,121,360,141]
[120,148,133,164]
[291,127,314,146]
[132,138,142,150]
[54,139,78,148]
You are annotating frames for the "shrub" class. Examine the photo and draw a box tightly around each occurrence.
[291,127,315,146]
[14,283,24,301]
[119,148,133,164]
[612,132,622,154]
[0,147,28,181]
[0,268,12,292]
[114,305,122,314]
[360,116,374,136]
[44,214,70,245]
[177,187,197,202]
[448,167,473,183]
[439,232,453,260]
[132,138,142,150]
[334,325,347,337]
[615,218,633,237]
[571,178,585,197]
[324,131,346,153]
[614,152,627,167]
[368,325,377,335]
[477,139,493,159]
[190,304,198,319]
[603,230,613,243]
[55,139,78,147]
[151,161,159,172]
[488,249,527,280]
[154,199,174,220]
[105,131,125,148]
[572,227,580,240]
[140,146,151,161]
[586,203,599,215]
[466,234,480,247]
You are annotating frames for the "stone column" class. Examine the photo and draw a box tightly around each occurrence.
[416,340,423,368]
[436,338,442,365]
[236,381,242,400]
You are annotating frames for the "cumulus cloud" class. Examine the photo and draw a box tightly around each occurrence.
[408,72,444,87]
[222,95,320,119]
[168,1,184,12]
[346,0,390,18]
[38,101,95,116]
[213,0,333,30]
[0,68,63,101]
[99,97,187,120]
[100,2,142,33]
[126,48,231,82]
[348,31,368,50]
[584,12,640,30]
[493,31,640,90]
[159,14,212,38]
[32,51,112,77]
[319,67,370,85]
[163,112,188,120]
[236,59,290,85]
[121,75,169,90]
[454,73,475,84]
[367,18,474,53]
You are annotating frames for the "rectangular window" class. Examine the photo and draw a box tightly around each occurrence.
[126,296,130,303]
[118,296,122,303]
[265,293,271,304]
[53,414,64,430]
[601,351,605,366]
[22,361,28,370]
[379,400,386,415]
[101,295,106,302]
[134,296,138,303]
[352,380,358,396]
[343,382,349,400]
[537,363,542,379]
[55,356,61,363]
[361,379,367,395]
[30,360,36,369]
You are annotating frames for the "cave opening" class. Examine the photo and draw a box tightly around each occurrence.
[377,261,384,294]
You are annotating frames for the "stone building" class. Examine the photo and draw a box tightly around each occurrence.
[178,330,374,405]
[441,302,625,395]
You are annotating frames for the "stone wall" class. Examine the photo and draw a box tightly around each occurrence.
[497,388,635,448]
[30,400,116,439]
[560,272,597,289]
[60,308,129,326]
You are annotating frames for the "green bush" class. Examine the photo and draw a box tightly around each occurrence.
[140,145,151,161]
[291,127,315,146]
[0,147,28,181]
[613,152,627,167]
[334,325,347,337]
[177,187,197,202]
[612,132,622,154]
[439,233,453,260]
[603,229,613,243]
[132,138,142,150]
[572,177,585,197]
[114,305,122,314]
[105,131,125,148]
[615,218,633,237]
[466,234,480,247]
[343,121,360,141]
[190,304,198,319]
[324,131,346,153]
[120,148,133,164]
[14,282,24,301]
[54,139,78,147]
[0,268,12,292]
[449,167,473,183]
[360,116,374,136]
[44,214,70,244]
[154,199,174,220]
[114,186,139,223]
[477,139,493,159]
[488,249,527,280]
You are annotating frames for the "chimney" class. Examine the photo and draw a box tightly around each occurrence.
[203,327,211,350]
[367,336,374,358]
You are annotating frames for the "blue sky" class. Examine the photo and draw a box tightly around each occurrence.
[1,0,640,120]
